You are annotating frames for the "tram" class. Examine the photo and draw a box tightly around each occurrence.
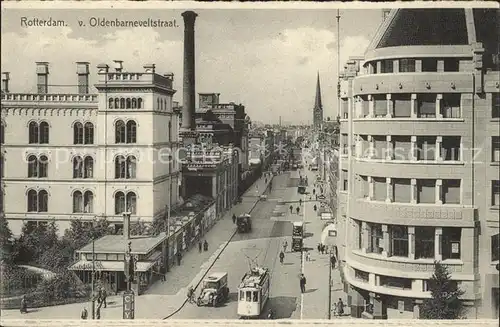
[237,266,270,318]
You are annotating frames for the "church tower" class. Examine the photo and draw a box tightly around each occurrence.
[313,72,323,128]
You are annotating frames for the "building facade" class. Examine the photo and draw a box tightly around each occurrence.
[0,61,182,235]
[338,9,499,319]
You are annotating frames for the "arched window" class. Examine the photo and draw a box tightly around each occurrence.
[115,191,126,214]
[73,156,83,178]
[28,122,39,144]
[114,98,120,109]
[132,98,137,109]
[108,98,114,109]
[126,191,137,214]
[39,122,49,144]
[120,98,125,109]
[138,98,143,109]
[38,155,48,178]
[0,121,4,144]
[27,189,38,212]
[84,122,94,144]
[73,122,84,144]
[115,155,126,179]
[27,155,38,177]
[115,120,126,143]
[73,190,83,213]
[126,121,137,143]
[84,156,94,178]
[126,98,131,109]
[38,190,48,212]
[126,156,137,179]
[83,191,94,213]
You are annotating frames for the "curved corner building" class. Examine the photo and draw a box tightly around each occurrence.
[338,9,499,319]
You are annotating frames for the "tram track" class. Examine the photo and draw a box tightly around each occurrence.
[162,177,274,320]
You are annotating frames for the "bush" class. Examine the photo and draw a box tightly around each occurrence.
[0,263,41,297]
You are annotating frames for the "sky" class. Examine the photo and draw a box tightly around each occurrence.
[1,8,382,124]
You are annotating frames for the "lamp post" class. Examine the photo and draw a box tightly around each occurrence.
[165,202,171,272]
[328,248,333,319]
[90,217,97,319]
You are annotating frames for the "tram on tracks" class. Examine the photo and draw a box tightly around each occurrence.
[237,266,270,319]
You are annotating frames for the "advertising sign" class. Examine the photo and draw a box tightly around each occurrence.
[123,291,135,319]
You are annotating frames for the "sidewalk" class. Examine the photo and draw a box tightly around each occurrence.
[0,175,273,321]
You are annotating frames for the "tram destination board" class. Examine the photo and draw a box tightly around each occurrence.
[123,290,135,319]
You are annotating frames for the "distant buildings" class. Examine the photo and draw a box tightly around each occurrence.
[338,9,499,319]
[1,61,182,236]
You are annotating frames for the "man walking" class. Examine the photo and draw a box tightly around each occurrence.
[198,241,202,253]
[100,287,107,308]
[232,214,236,224]
[279,251,285,264]
[80,307,88,320]
[289,205,293,214]
[331,255,337,269]
[296,206,300,215]
[299,274,307,293]
[283,241,288,253]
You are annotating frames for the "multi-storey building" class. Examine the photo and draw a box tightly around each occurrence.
[0,61,182,236]
[338,9,499,319]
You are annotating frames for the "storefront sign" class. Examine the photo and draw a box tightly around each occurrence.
[123,291,135,319]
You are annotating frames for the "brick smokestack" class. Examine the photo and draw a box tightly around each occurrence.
[1,72,10,93]
[76,62,90,94]
[181,11,198,131]
[36,62,49,94]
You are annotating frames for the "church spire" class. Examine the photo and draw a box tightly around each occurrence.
[313,72,323,128]
[314,71,322,109]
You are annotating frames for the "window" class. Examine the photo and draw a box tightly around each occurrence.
[373,177,386,201]
[492,180,500,207]
[120,98,125,109]
[373,95,387,117]
[369,223,383,254]
[27,189,48,212]
[415,227,435,259]
[417,94,436,118]
[422,58,437,72]
[372,136,386,159]
[27,155,48,178]
[73,156,83,178]
[442,179,461,204]
[417,137,437,161]
[73,190,83,213]
[354,269,369,282]
[239,291,244,300]
[115,155,136,179]
[108,98,114,109]
[391,225,408,257]
[399,59,415,72]
[84,157,94,178]
[393,178,411,203]
[356,220,362,249]
[492,233,499,262]
[393,94,412,118]
[73,122,84,144]
[114,98,119,109]
[444,58,460,72]
[115,120,137,144]
[115,120,126,143]
[39,122,49,144]
[0,121,4,144]
[126,156,137,179]
[493,93,500,119]
[132,98,137,109]
[115,191,137,214]
[441,136,461,161]
[246,291,251,302]
[442,227,461,260]
[361,96,369,117]
[341,170,348,191]
[126,98,131,109]
[252,291,258,302]
[84,123,94,144]
[28,122,39,144]
[441,94,461,118]
[73,190,94,213]
[380,60,393,73]
[392,136,411,160]
[492,136,500,162]
[126,121,137,143]
[138,98,143,109]
[380,275,412,290]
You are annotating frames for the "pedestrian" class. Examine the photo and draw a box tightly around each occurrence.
[232,214,236,224]
[204,240,208,251]
[161,266,167,282]
[20,295,28,314]
[299,274,307,293]
[299,198,302,206]
[279,251,285,264]
[96,307,101,320]
[97,288,103,306]
[101,287,107,308]
[81,307,88,320]
[289,205,293,214]
[306,251,311,262]
[332,302,338,317]
[283,241,288,253]
[317,243,321,253]
[176,251,182,266]
[313,189,316,195]
[331,255,337,269]
[313,204,317,211]
[296,206,300,215]
[321,244,325,254]
[198,241,202,253]
[337,298,345,316]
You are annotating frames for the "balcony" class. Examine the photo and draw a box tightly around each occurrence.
[352,159,467,179]
[1,93,98,103]
[349,198,475,227]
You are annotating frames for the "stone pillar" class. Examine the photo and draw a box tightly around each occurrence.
[368,135,374,159]
[386,94,393,118]
[413,299,423,319]
[437,60,445,72]
[212,175,217,199]
[368,95,374,118]
[369,273,376,286]
[382,224,390,257]
[410,94,418,118]
[386,135,393,160]
[408,226,415,259]
[436,94,443,118]
[435,227,442,260]
[376,61,382,74]
[410,179,417,204]
[393,59,399,73]
[370,292,385,319]
[385,178,392,203]
[410,136,417,161]
[368,176,374,200]
[436,179,443,204]
[436,136,442,162]
[415,59,422,72]
[361,221,369,253]
[181,11,198,130]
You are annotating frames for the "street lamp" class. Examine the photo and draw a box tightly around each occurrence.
[328,248,333,319]
[165,203,171,272]
[90,217,98,319]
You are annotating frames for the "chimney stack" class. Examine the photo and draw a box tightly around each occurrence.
[76,62,90,94]
[36,62,49,94]
[181,11,198,131]
[114,60,124,72]
[123,212,131,240]
[1,72,10,93]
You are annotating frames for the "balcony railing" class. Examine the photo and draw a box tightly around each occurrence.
[1,93,98,102]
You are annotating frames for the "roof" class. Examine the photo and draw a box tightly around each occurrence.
[292,221,304,227]
[77,233,167,254]
[239,267,269,288]
[69,259,157,272]
[206,272,227,281]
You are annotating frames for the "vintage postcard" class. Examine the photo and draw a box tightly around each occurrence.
[0,1,498,327]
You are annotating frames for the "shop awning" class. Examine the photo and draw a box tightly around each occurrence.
[68,260,157,272]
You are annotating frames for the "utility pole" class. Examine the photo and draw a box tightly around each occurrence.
[166,201,171,272]
[328,249,332,319]
[91,233,95,319]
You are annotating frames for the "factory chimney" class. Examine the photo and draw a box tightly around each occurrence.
[181,11,198,131]
[36,62,49,94]
[76,62,90,94]
[1,72,10,93]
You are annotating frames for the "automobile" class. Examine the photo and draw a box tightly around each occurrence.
[237,214,252,233]
[197,272,230,307]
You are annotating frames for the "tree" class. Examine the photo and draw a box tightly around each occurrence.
[0,214,16,264]
[63,218,112,252]
[421,261,465,319]
[130,218,150,236]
